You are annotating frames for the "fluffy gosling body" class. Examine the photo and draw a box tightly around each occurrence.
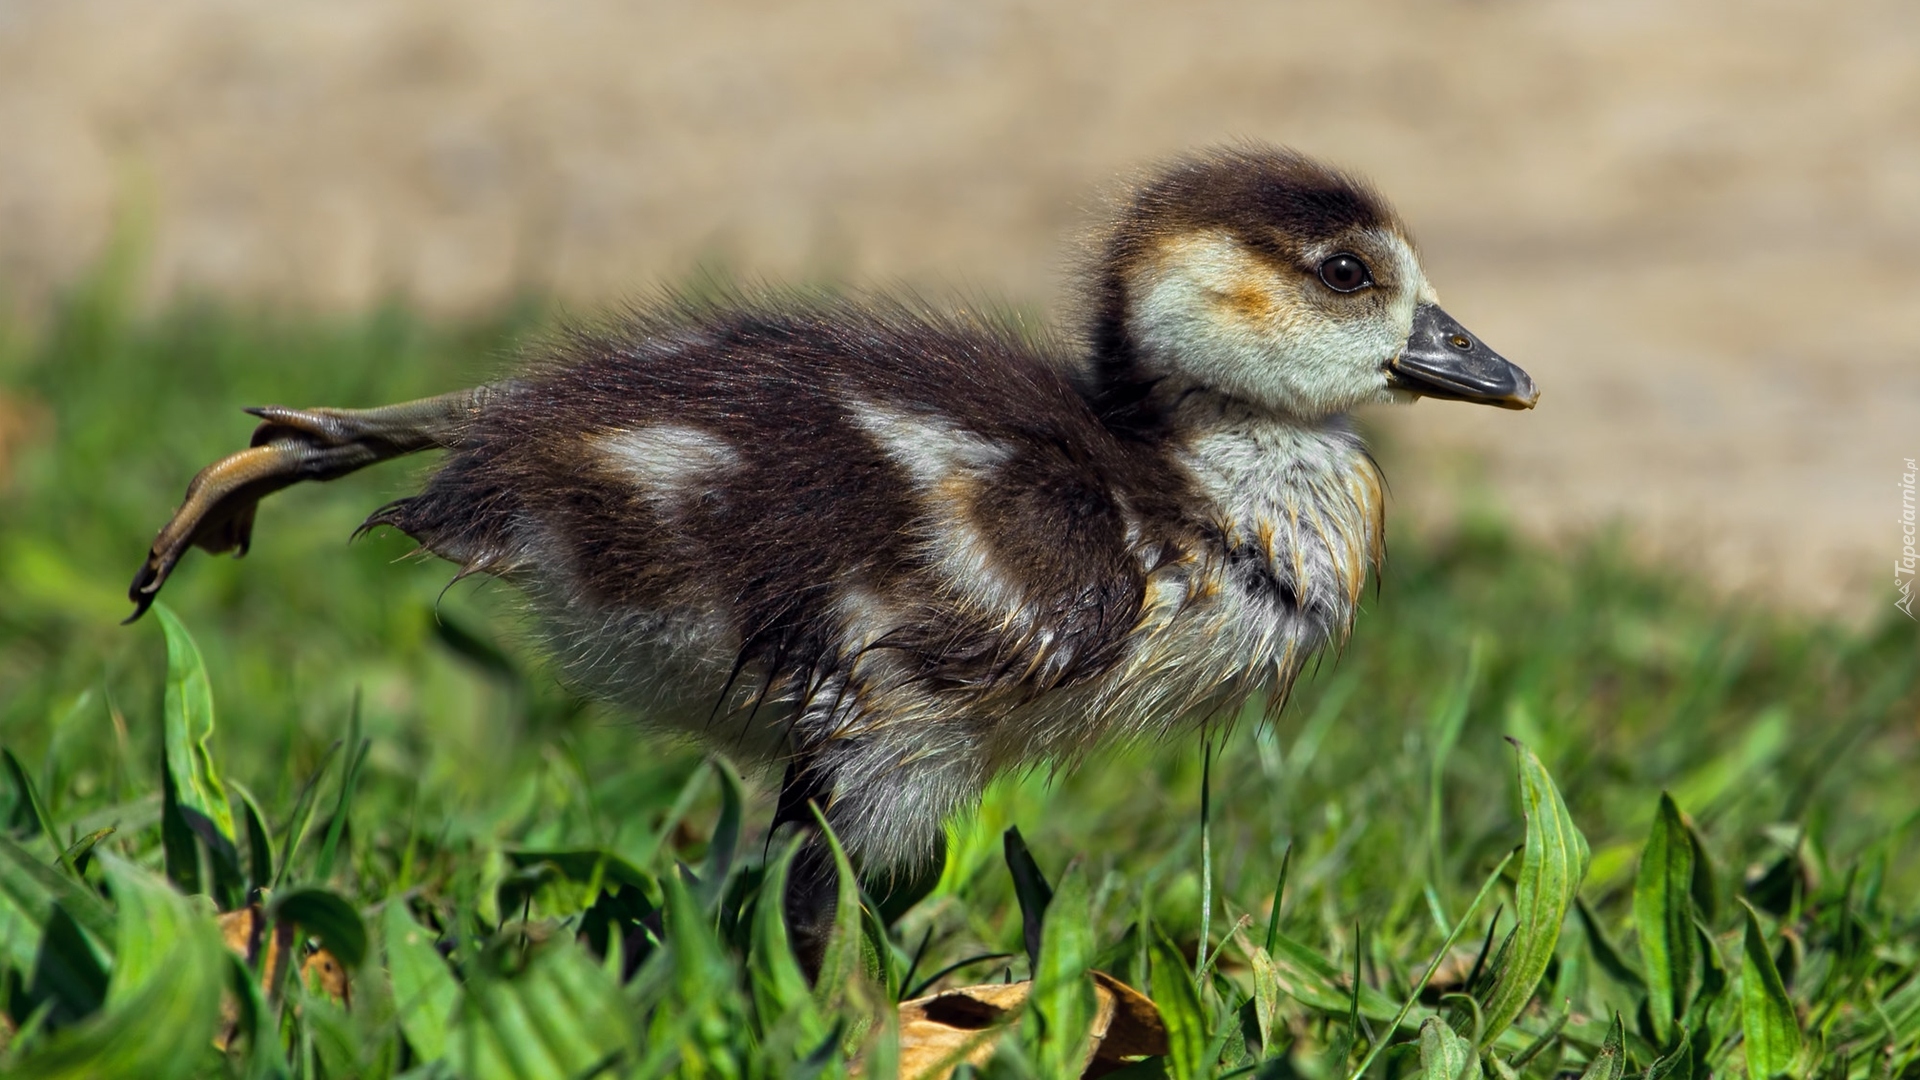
[129,145,1536,948]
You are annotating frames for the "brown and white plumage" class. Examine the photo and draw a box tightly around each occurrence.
[128,145,1536,934]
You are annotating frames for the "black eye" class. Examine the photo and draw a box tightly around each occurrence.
[1317,254,1372,293]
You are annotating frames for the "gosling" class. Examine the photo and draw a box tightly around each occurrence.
[129,145,1537,959]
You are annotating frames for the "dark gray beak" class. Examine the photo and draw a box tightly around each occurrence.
[1387,304,1539,410]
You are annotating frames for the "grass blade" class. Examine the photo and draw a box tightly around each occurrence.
[1347,850,1513,1080]
[1229,923,1284,1060]
[1574,898,1645,993]
[1738,900,1802,1079]
[1265,928,1401,1019]
[2,750,74,880]
[751,834,827,1045]
[808,804,865,1012]
[694,756,745,910]
[1151,930,1208,1080]
[1427,642,1484,923]
[1264,841,1293,953]
[1026,859,1097,1077]
[1197,738,1212,982]
[1576,1014,1627,1080]
[1644,1024,1693,1080]
[312,694,367,884]
[271,741,340,891]
[228,781,277,895]
[1003,826,1053,971]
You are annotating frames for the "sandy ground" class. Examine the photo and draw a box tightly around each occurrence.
[1,0,1916,620]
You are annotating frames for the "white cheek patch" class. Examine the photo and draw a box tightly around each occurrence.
[1129,231,1285,403]
[846,402,1029,621]
[1130,229,1432,416]
[596,424,740,501]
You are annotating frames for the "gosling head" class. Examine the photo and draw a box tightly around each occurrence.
[1088,145,1538,425]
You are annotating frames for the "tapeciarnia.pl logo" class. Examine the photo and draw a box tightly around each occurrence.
[1899,457,1917,620]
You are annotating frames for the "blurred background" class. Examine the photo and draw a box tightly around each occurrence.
[2,0,1916,622]
[0,3,1917,1027]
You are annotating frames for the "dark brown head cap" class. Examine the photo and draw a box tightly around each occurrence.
[1107,145,1404,273]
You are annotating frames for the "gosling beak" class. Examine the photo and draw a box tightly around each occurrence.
[1388,304,1539,410]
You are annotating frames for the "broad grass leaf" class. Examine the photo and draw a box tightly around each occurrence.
[159,765,201,897]
[865,998,901,1080]
[1417,1016,1483,1080]
[449,941,631,1080]
[1738,901,1802,1079]
[154,605,237,845]
[270,886,367,969]
[11,855,226,1080]
[1574,1013,1626,1080]
[1150,931,1207,1080]
[1478,740,1589,1049]
[1027,860,1098,1077]
[155,605,243,904]
[621,757,711,870]
[384,901,459,1063]
[1635,793,1697,1047]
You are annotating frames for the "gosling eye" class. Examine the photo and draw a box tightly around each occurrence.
[1316,253,1373,293]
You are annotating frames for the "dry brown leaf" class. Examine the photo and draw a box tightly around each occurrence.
[894,970,1166,1080]
[213,904,349,1050]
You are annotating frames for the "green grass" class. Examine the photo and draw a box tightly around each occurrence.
[0,266,1916,1078]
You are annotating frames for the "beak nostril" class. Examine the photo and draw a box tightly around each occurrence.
[1447,334,1472,351]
